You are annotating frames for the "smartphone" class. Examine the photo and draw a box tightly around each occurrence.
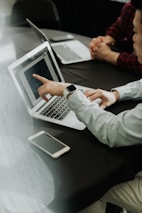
[28,131,70,158]
[51,34,74,42]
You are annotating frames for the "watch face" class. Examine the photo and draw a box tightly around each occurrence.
[67,85,76,92]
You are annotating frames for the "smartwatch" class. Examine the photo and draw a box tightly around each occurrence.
[63,84,77,99]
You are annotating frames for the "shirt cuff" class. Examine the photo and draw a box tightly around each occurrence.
[111,86,131,101]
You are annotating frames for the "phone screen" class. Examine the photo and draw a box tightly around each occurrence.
[29,131,70,158]
[31,132,66,154]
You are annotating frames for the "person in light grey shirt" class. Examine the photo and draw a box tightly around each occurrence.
[32,0,142,212]
[68,79,142,147]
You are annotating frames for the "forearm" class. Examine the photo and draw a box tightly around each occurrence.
[112,79,142,101]
[105,2,135,42]
[117,53,142,75]
[68,91,142,147]
[106,23,122,42]
[104,50,120,65]
[105,16,125,41]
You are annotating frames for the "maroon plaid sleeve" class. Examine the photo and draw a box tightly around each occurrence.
[106,2,135,43]
[105,2,142,76]
[117,53,142,76]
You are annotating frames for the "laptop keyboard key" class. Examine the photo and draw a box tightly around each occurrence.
[40,96,70,120]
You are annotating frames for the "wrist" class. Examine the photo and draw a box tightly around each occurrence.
[105,35,116,45]
[105,51,120,65]
[112,90,120,102]
[63,84,77,99]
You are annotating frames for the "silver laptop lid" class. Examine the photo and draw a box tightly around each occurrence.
[8,42,65,113]
[26,18,49,42]
[26,18,91,65]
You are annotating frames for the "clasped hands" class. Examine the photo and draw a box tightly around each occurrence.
[89,35,119,63]
[33,74,119,109]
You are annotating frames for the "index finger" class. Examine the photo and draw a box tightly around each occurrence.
[32,74,49,84]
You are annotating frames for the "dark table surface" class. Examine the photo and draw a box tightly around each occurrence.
[0,26,142,213]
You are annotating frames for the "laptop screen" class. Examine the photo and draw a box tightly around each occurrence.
[9,42,65,113]
[23,58,52,99]
[19,53,60,106]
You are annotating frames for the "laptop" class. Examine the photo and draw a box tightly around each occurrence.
[9,41,98,130]
[26,18,92,65]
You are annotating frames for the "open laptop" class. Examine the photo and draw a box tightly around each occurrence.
[9,42,99,130]
[26,18,92,65]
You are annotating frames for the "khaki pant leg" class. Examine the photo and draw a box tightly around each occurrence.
[102,176,142,213]
[78,176,142,213]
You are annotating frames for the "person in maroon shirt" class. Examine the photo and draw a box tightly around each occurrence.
[89,1,142,76]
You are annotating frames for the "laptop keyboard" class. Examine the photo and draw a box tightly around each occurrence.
[40,96,70,120]
[53,44,82,61]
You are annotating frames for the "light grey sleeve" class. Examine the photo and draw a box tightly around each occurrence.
[112,79,142,101]
[68,90,142,148]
